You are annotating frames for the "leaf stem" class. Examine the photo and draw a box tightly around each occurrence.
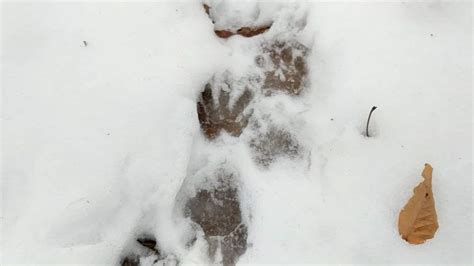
[366,106,377,137]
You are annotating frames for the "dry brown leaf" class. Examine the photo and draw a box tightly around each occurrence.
[398,163,439,244]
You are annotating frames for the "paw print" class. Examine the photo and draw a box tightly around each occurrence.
[184,169,248,265]
[197,82,253,139]
[258,41,308,95]
[249,126,302,167]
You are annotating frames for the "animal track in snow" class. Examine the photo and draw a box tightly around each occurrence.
[197,79,253,140]
[182,3,310,265]
[258,41,309,95]
[249,125,303,168]
[119,2,311,265]
[184,169,247,266]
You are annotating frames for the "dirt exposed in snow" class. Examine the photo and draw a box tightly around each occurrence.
[249,126,302,167]
[204,3,272,39]
[4,1,471,265]
[185,172,247,266]
[260,41,308,95]
[197,80,253,140]
[120,236,178,266]
[182,2,311,264]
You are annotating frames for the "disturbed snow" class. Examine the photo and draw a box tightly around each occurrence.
[2,0,472,264]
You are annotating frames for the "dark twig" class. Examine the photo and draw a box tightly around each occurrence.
[365,106,377,137]
[136,238,159,254]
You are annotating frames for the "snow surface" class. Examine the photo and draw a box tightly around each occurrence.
[1,0,472,264]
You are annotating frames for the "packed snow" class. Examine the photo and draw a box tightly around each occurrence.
[2,0,472,264]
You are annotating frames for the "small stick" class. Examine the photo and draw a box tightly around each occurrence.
[365,106,377,137]
[137,238,159,254]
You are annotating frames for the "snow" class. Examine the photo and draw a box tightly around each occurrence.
[1,0,472,265]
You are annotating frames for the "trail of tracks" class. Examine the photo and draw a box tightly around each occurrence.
[121,2,310,265]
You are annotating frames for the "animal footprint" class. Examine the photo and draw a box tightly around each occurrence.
[257,41,309,95]
[197,81,253,139]
[249,125,302,167]
[184,168,248,266]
